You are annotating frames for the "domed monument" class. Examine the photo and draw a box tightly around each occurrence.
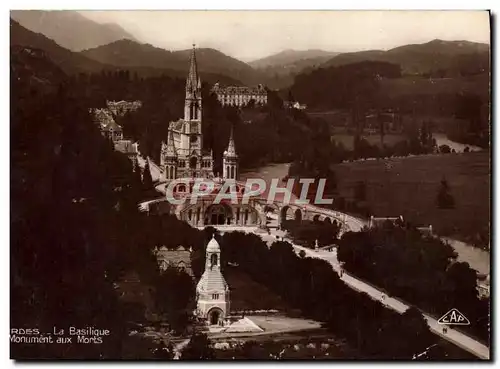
[195,235,230,325]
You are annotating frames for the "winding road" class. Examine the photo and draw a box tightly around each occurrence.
[136,157,489,360]
[239,227,488,360]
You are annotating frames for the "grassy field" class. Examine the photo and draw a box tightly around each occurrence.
[331,151,490,246]
[380,74,489,100]
[331,132,406,150]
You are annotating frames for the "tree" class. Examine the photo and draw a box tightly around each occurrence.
[444,262,478,306]
[419,121,433,153]
[180,332,215,360]
[11,78,149,359]
[439,144,451,154]
[152,340,175,359]
[142,159,154,192]
[400,307,433,353]
[437,178,455,209]
[132,160,143,195]
[154,267,195,334]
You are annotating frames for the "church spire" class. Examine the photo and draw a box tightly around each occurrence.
[224,125,237,158]
[186,44,199,95]
[164,129,177,157]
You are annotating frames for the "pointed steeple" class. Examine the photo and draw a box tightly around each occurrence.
[224,125,237,158]
[164,130,177,157]
[186,44,199,95]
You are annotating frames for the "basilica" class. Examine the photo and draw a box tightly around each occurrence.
[160,46,237,182]
[152,47,267,228]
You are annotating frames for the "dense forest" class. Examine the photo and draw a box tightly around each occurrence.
[64,70,334,172]
[216,231,460,359]
[288,60,489,148]
[10,54,201,358]
[338,223,490,344]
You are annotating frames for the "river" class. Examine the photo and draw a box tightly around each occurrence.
[240,163,291,184]
[241,161,490,276]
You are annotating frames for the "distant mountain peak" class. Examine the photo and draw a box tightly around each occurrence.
[10,10,139,51]
[80,40,260,86]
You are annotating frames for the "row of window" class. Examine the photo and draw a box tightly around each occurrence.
[236,208,249,223]
[218,97,267,103]
[189,104,199,120]
[184,207,250,224]
[167,166,176,179]
[103,131,123,140]
[225,166,236,179]
[187,208,201,221]
[173,159,212,168]
[218,95,267,100]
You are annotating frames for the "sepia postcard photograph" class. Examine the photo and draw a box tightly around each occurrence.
[9,8,491,361]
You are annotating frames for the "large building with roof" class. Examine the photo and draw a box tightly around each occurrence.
[211,83,267,107]
[90,106,138,164]
[106,100,142,117]
[153,245,193,276]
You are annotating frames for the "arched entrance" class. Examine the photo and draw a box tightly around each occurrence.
[313,214,321,222]
[207,308,223,325]
[190,156,198,169]
[294,209,302,222]
[280,206,292,223]
[205,204,233,225]
[324,217,332,224]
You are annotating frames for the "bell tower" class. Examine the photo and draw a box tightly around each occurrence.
[161,130,178,181]
[184,44,203,157]
[223,125,238,180]
[196,235,230,325]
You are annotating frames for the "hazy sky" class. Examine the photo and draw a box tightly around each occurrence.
[79,10,490,61]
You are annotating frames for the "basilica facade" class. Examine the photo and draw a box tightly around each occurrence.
[160,46,238,182]
[153,46,265,228]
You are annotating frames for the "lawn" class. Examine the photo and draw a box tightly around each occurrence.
[331,151,490,246]
[380,74,489,100]
[331,132,406,150]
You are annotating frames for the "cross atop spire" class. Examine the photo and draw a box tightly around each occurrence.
[186,44,199,95]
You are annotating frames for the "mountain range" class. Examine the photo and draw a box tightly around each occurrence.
[10,19,241,86]
[248,49,341,88]
[10,10,137,51]
[249,49,339,69]
[80,40,261,86]
[322,39,489,75]
[11,44,66,95]
[10,18,107,75]
[10,10,490,90]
